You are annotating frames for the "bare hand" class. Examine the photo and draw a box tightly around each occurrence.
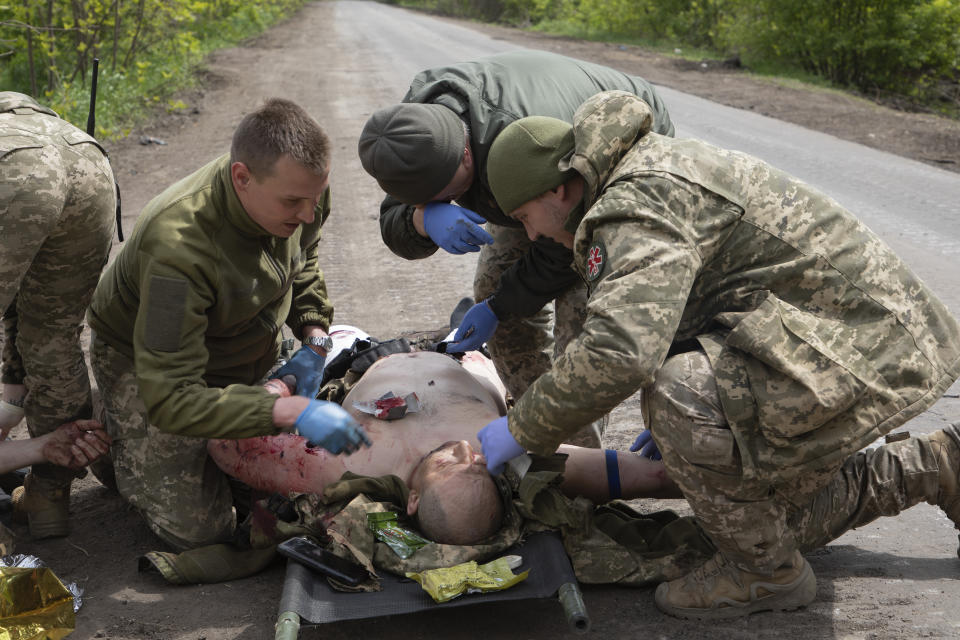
[42,419,112,469]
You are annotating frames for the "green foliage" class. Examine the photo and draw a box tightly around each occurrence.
[0,0,306,137]
[390,0,959,113]
[723,0,960,104]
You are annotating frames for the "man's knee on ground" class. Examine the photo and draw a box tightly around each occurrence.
[146,508,236,551]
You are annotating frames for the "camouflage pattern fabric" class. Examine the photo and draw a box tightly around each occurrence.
[474,223,602,446]
[791,428,949,552]
[649,348,958,572]
[507,91,960,487]
[0,92,115,483]
[91,336,235,550]
[1,299,24,385]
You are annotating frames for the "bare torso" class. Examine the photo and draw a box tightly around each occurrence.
[207,351,506,493]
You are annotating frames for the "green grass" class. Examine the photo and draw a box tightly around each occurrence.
[1,1,306,140]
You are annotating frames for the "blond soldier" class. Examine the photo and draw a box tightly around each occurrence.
[0,91,115,539]
[87,99,369,551]
[478,90,960,618]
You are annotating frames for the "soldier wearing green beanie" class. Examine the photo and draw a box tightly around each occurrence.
[479,90,960,620]
[358,51,674,447]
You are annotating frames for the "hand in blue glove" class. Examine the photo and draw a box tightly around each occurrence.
[294,400,371,454]
[629,430,662,461]
[274,346,326,399]
[477,416,525,475]
[446,300,498,353]
[423,202,494,254]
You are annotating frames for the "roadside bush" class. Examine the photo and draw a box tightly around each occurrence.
[722,0,960,107]
[0,0,306,137]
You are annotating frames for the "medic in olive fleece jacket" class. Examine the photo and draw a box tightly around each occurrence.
[87,153,333,439]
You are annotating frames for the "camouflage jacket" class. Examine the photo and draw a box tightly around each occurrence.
[87,154,334,439]
[0,91,108,179]
[379,51,675,319]
[510,91,960,480]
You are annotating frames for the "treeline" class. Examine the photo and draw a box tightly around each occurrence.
[0,0,305,136]
[389,0,960,113]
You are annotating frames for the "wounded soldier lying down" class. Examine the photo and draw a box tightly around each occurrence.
[199,344,960,592]
[208,349,678,545]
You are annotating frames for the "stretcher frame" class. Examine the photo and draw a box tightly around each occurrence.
[273,531,590,639]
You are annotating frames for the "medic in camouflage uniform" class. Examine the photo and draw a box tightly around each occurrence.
[0,91,116,538]
[480,90,960,618]
[86,99,368,550]
[357,51,674,446]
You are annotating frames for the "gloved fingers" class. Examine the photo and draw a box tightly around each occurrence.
[446,335,483,353]
[629,430,652,452]
[460,207,488,225]
[449,239,482,254]
[297,381,322,400]
[456,221,494,246]
[641,440,661,460]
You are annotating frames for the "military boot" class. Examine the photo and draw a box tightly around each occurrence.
[13,473,71,539]
[655,550,816,620]
[927,422,960,555]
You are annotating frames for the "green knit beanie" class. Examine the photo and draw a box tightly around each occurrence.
[358,103,465,205]
[487,116,575,214]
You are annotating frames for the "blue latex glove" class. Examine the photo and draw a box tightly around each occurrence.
[629,430,662,461]
[423,202,494,254]
[477,416,525,475]
[274,346,326,399]
[294,400,371,454]
[446,300,498,353]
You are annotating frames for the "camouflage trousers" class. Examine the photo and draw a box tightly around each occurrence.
[0,143,114,482]
[646,349,947,574]
[90,336,235,550]
[474,224,603,446]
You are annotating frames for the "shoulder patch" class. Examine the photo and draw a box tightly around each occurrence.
[586,240,607,281]
[144,276,188,352]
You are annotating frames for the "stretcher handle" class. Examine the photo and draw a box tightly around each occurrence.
[558,581,590,633]
[275,610,301,640]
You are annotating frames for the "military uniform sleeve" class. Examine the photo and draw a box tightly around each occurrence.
[133,256,277,439]
[378,193,439,260]
[508,186,701,454]
[288,187,335,336]
[487,238,581,320]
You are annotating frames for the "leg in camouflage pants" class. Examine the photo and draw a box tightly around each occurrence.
[474,224,603,446]
[0,141,115,536]
[91,336,235,550]
[647,348,960,574]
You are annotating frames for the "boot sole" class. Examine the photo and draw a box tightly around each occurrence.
[655,559,817,620]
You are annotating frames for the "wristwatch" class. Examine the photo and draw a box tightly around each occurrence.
[303,335,334,353]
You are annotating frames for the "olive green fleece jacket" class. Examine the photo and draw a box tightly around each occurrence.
[87,154,334,439]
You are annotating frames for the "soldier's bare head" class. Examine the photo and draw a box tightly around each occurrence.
[231,98,330,179]
[407,440,503,545]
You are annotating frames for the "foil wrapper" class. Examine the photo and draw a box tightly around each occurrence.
[0,564,75,639]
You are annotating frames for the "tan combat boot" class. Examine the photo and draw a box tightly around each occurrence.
[927,422,960,555]
[655,550,817,619]
[12,473,71,539]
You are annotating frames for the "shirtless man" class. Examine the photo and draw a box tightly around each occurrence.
[208,349,677,545]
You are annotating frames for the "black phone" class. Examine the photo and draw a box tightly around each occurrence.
[277,536,368,586]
